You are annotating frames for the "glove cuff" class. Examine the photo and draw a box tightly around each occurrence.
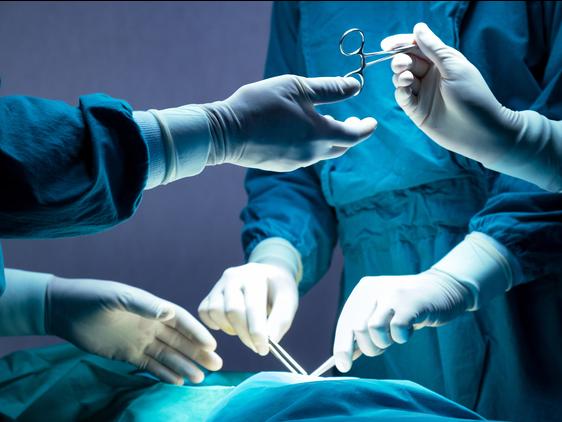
[0,269,54,336]
[431,232,514,311]
[147,106,212,184]
[248,237,303,284]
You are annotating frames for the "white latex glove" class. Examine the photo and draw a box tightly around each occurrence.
[381,22,520,166]
[45,277,222,385]
[381,22,562,192]
[151,75,377,177]
[204,75,377,170]
[333,232,514,373]
[198,262,299,356]
[333,270,471,373]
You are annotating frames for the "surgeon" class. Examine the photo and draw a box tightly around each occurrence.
[0,75,376,384]
[383,23,562,192]
[199,2,562,420]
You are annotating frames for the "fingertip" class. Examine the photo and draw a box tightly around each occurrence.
[344,116,361,124]
[189,372,204,385]
[334,354,351,373]
[343,76,361,93]
[362,117,377,130]
[413,22,429,36]
[203,336,218,351]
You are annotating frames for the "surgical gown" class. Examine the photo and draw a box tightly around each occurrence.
[0,94,149,292]
[242,2,562,421]
[0,344,490,421]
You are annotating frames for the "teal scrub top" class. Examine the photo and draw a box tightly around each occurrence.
[242,2,562,421]
[0,94,149,292]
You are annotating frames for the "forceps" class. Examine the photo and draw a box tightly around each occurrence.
[310,347,363,377]
[339,28,417,92]
[268,338,308,375]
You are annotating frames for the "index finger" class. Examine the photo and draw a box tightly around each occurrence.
[165,305,218,351]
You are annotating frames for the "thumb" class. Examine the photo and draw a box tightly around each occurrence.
[304,76,360,104]
[120,288,176,321]
[413,22,454,77]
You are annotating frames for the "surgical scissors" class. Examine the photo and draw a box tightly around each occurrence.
[339,28,417,92]
[268,338,308,376]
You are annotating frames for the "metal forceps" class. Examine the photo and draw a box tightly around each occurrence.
[268,338,308,375]
[339,28,417,92]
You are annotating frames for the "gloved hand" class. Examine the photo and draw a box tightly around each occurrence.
[381,23,562,192]
[198,262,299,356]
[333,232,514,373]
[202,75,376,171]
[333,270,472,373]
[45,277,222,385]
[149,75,377,180]
[381,22,519,167]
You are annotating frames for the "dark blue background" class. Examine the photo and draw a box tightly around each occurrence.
[0,1,344,373]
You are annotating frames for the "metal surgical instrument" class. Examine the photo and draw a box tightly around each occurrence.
[268,338,308,376]
[339,28,417,92]
[310,348,363,377]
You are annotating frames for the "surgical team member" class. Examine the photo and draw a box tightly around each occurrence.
[383,23,562,192]
[0,75,376,384]
[199,2,562,421]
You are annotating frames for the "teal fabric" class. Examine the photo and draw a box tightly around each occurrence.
[0,345,490,421]
[0,344,250,421]
[0,94,148,296]
[242,2,562,421]
[0,244,4,294]
[208,372,488,421]
[0,94,148,240]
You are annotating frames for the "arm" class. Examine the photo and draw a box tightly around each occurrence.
[198,2,340,355]
[0,268,222,384]
[1,77,373,239]
[0,94,148,237]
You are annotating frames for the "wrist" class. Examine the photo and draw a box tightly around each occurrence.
[133,110,167,189]
[431,232,513,311]
[135,104,215,187]
[0,269,55,336]
[426,268,475,312]
[485,109,562,192]
[200,100,241,166]
[248,238,302,284]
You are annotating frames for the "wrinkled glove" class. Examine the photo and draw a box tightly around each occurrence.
[46,277,222,385]
[333,269,471,373]
[333,232,514,373]
[149,75,377,181]
[199,238,301,356]
[198,263,298,356]
[382,22,562,192]
[203,75,376,170]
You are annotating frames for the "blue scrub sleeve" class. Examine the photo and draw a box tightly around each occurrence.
[241,2,337,292]
[470,2,562,284]
[242,168,338,292]
[0,94,148,238]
